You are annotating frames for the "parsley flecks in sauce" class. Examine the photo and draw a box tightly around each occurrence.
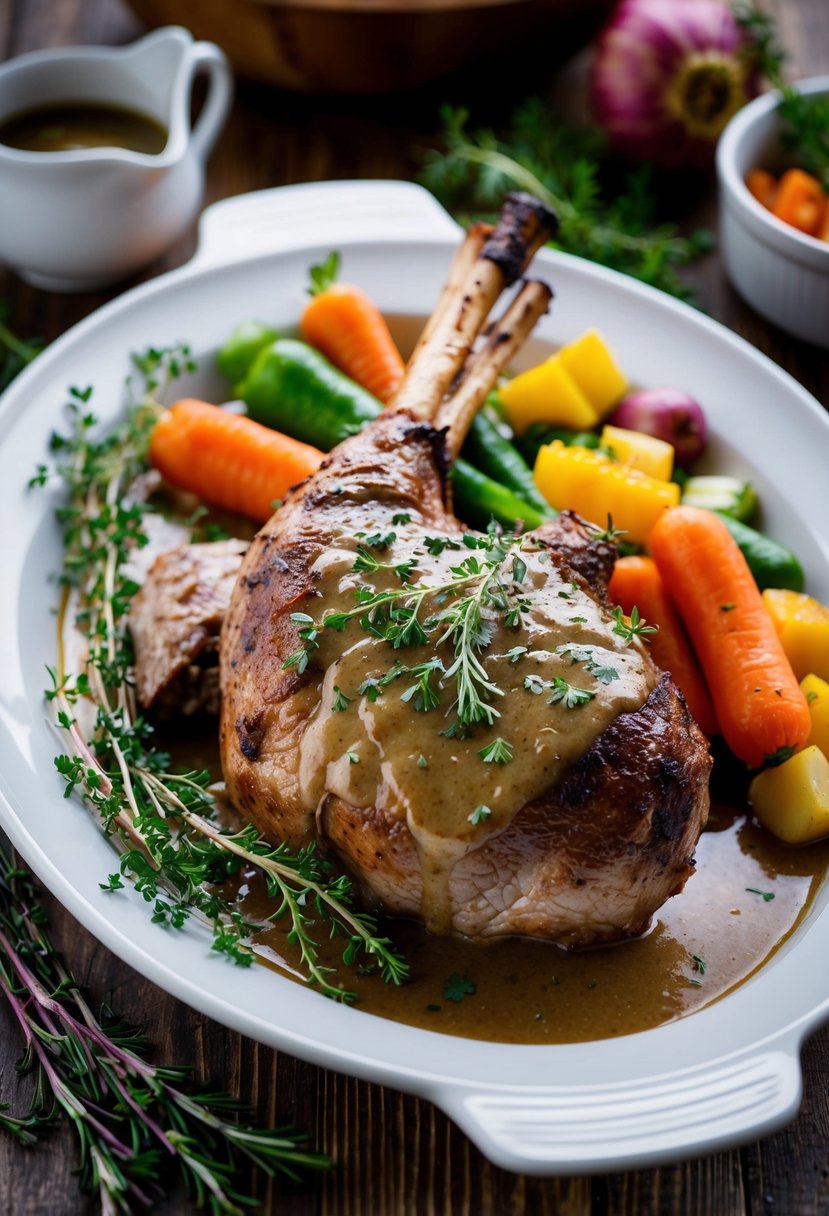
[295,521,657,932]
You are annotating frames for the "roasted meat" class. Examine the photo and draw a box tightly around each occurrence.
[219,195,712,945]
[130,538,246,715]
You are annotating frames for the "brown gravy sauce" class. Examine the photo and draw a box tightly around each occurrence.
[242,798,829,1044]
[0,102,167,154]
[297,527,657,931]
[164,726,829,1046]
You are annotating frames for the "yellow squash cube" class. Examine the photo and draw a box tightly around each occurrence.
[499,356,599,434]
[761,589,829,682]
[600,424,675,481]
[749,745,829,844]
[534,441,680,546]
[557,329,628,419]
[802,673,829,756]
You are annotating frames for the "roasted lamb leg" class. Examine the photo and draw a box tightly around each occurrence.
[220,194,711,946]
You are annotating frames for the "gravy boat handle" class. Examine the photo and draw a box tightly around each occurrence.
[187,40,233,163]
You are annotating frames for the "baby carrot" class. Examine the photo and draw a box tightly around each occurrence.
[771,168,826,237]
[150,398,324,523]
[608,555,719,737]
[648,506,811,769]
[745,168,778,211]
[300,252,405,405]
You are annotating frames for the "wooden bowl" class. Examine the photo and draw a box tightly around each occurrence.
[126,0,614,93]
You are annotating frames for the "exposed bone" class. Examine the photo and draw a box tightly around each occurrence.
[389,193,557,423]
[436,279,553,459]
[407,221,493,363]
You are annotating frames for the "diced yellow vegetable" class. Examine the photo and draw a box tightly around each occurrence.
[761,589,829,682]
[557,329,628,418]
[749,745,829,844]
[499,357,599,434]
[802,673,829,756]
[534,440,680,545]
[600,424,675,481]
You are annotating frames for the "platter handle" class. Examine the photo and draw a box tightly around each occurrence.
[191,180,461,270]
[433,1046,803,1173]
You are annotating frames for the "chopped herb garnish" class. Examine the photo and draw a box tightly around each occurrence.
[417,754,428,769]
[477,736,514,764]
[468,804,492,825]
[691,954,706,974]
[506,645,528,663]
[443,973,477,1002]
[611,604,657,644]
[547,677,596,709]
[332,686,351,713]
[392,512,412,525]
[720,603,736,613]
[347,751,360,764]
[589,516,627,544]
[746,887,775,902]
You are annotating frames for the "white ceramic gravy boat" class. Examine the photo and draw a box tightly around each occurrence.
[0,26,232,291]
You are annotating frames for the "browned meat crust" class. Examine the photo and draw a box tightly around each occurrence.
[130,539,246,712]
[220,413,711,943]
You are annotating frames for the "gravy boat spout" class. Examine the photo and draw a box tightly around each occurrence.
[0,26,232,291]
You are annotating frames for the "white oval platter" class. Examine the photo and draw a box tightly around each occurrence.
[1,180,828,1175]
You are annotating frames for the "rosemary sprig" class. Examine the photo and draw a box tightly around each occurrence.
[38,349,408,1003]
[420,101,711,301]
[0,843,330,1213]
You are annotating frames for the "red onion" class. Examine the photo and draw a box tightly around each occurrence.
[591,0,760,169]
[607,388,708,467]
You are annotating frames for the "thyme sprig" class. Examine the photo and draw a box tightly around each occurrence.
[293,528,528,734]
[0,844,329,1213]
[420,102,711,301]
[40,349,408,1003]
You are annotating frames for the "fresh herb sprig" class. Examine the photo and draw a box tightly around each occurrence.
[0,299,43,393]
[39,350,408,1003]
[293,527,528,735]
[0,843,330,1213]
[735,4,829,189]
[420,101,711,301]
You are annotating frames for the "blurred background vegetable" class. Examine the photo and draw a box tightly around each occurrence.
[607,387,708,468]
[421,101,713,301]
[591,0,762,169]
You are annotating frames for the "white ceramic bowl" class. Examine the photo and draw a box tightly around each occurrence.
[717,75,829,348]
[2,182,829,1175]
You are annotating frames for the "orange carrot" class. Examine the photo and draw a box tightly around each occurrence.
[608,555,719,737]
[150,399,324,523]
[300,252,404,405]
[771,168,826,236]
[648,506,811,769]
[745,168,778,211]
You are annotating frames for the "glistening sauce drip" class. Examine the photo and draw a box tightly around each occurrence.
[239,800,829,1044]
[159,726,828,1046]
[296,525,658,932]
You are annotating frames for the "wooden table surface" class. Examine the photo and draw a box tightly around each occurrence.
[1,1,828,1212]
